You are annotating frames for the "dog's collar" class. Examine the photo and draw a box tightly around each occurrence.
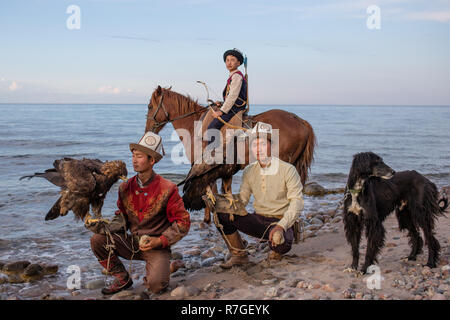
[348,188,362,195]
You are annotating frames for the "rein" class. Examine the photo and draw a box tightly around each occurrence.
[148,91,208,131]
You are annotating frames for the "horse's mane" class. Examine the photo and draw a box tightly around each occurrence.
[151,87,206,116]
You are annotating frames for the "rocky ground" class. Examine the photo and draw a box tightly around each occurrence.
[1,186,449,301]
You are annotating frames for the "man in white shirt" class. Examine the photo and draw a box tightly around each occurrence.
[217,123,304,268]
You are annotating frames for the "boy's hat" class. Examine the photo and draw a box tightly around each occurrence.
[129,131,164,163]
[223,48,244,65]
[250,122,272,142]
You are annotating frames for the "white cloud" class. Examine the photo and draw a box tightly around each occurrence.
[9,80,21,91]
[98,85,121,94]
[242,0,450,24]
[405,11,450,23]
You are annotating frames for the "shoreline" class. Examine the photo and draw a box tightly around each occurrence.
[3,206,447,301]
[72,210,450,301]
[1,187,449,300]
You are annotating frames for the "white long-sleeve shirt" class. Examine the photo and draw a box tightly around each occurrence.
[220,69,243,114]
[239,157,304,231]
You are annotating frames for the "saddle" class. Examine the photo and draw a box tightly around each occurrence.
[195,107,255,163]
[198,107,253,138]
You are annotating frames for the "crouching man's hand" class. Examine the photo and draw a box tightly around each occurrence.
[269,225,285,247]
[139,235,162,251]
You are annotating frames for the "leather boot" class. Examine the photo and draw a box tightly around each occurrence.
[220,231,249,269]
[269,250,283,261]
[99,255,133,295]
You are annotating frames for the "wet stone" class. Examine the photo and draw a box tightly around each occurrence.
[184,249,201,256]
[265,287,279,298]
[110,290,135,300]
[310,218,324,226]
[0,274,8,285]
[331,216,342,224]
[304,182,326,196]
[261,278,278,285]
[171,285,200,298]
[201,257,217,268]
[431,293,446,300]
[185,260,201,270]
[322,284,336,292]
[171,252,183,260]
[86,279,105,290]
[201,249,216,259]
[2,261,31,274]
[279,279,298,288]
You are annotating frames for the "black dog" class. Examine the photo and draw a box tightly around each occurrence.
[343,152,448,273]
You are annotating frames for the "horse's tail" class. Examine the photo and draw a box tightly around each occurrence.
[293,119,316,185]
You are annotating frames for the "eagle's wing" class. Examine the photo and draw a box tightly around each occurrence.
[81,158,104,172]
[57,159,97,194]
[45,197,62,221]
[178,163,221,189]
[22,158,118,222]
[19,168,66,188]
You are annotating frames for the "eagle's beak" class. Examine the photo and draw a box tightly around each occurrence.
[119,175,128,182]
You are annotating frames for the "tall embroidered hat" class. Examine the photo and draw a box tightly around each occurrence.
[129,131,164,163]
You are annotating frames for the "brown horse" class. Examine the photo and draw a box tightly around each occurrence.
[145,86,316,216]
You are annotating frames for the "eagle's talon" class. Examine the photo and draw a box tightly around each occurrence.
[343,267,363,276]
[84,213,92,224]
[84,213,104,226]
[343,267,356,273]
[205,186,216,205]
[224,193,235,208]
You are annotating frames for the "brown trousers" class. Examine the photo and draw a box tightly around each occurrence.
[90,233,170,294]
[217,212,294,255]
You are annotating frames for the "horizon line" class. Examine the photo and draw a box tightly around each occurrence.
[1,103,450,107]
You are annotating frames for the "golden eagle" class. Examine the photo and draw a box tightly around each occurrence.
[20,158,127,222]
[179,162,243,211]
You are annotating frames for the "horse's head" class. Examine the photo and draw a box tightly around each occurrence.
[146,85,172,133]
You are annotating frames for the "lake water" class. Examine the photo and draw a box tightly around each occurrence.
[0,103,448,297]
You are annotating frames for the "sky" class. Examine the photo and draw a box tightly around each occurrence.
[1,0,450,105]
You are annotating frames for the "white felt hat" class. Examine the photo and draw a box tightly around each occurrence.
[129,131,164,163]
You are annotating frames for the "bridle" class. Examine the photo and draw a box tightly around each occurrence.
[147,90,207,132]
